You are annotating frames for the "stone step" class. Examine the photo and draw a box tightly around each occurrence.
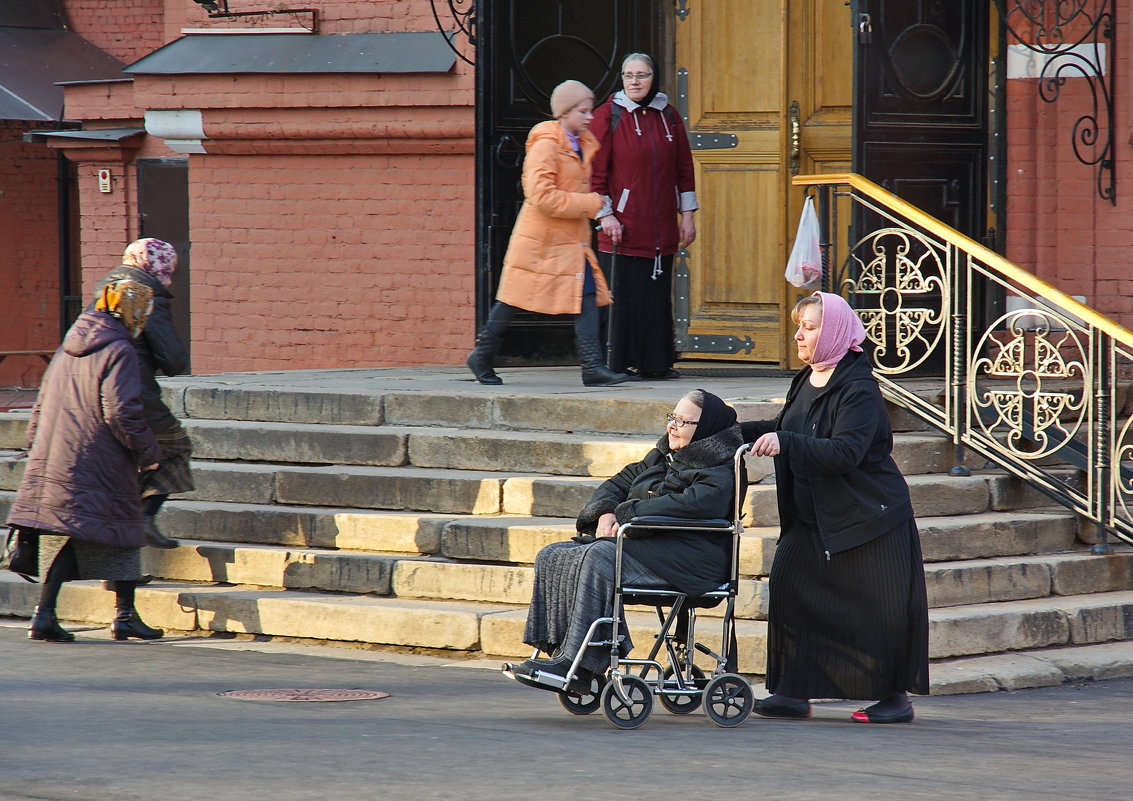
[925,550,1133,607]
[928,589,1133,660]
[916,510,1079,562]
[138,536,1129,619]
[4,571,1132,695]
[0,571,765,667]
[166,382,787,436]
[0,412,953,478]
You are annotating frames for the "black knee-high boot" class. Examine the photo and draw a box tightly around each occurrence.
[575,294,630,387]
[111,581,164,641]
[466,302,516,385]
[30,542,75,642]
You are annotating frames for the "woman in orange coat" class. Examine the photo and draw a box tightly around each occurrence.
[465,80,630,387]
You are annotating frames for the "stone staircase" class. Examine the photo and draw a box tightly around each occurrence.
[2,369,1133,695]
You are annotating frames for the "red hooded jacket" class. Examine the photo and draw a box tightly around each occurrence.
[590,91,698,258]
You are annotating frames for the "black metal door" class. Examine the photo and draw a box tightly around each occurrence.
[476,0,655,364]
[851,0,990,374]
[137,157,191,367]
[853,0,989,239]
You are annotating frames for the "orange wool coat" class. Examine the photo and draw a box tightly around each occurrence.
[495,120,611,315]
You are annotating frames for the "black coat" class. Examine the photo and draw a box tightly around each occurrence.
[576,423,743,596]
[741,349,913,556]
[90,265,188,430]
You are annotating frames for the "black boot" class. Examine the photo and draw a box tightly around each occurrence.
[112,609,164,641]
[144,516,178,549]
[28,606,74,642]
[577,335,631,386]
[465,329,504,385]
[575,293,631,387]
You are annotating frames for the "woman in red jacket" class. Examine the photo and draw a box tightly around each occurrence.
[591,53,698,380]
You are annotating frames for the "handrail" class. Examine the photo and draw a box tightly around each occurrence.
[794,174,1133,346]
[792,172,1133,551]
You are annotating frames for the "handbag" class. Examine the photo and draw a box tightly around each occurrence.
[1,527,39,581]
[784,195,823,288]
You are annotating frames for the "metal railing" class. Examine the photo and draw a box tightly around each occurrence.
[795,173,1133,552]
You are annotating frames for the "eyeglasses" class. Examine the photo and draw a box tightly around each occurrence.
[621,72,653,81]
[666,412,699,429]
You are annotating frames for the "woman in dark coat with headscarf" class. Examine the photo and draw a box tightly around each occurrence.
[507,389,741,690]
[743,291,929,723]
[90,238,193,549]
[7,280,164,642]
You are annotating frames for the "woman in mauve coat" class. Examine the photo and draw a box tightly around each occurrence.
[7,280,165,643]
[465,80,630,388]
[591,52,698,380]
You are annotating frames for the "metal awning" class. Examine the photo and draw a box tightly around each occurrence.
[123,32,456,75]
[0,27,125,121]
[23,127,145,144]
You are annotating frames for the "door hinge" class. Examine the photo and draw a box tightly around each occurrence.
[676,69,739,150]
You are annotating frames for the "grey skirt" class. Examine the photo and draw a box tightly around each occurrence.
[38,534,143,582]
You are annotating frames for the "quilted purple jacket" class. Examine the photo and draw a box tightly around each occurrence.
[6,311,161,548]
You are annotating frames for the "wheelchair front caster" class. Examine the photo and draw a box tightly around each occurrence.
[601,674,653,729]
[703,673,754,728]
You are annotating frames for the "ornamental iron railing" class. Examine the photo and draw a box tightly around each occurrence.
[796,173,1133,552]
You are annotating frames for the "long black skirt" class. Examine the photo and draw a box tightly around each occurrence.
[597,251,675,375]
[765,518,930,700]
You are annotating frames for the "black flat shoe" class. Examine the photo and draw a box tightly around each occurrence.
[851,705,914,724]
[754,696,812,719]
[640,368,681,380]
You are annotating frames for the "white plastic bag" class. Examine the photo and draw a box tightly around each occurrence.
[784,196,823,287]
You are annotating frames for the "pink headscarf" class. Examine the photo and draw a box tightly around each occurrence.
[123,238,177,287]
[809,291,866,371]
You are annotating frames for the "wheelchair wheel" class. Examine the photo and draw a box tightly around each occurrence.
[600,674,653,729]
[558,672,606,716]
[659,665,706,715]
[703,673,754,728]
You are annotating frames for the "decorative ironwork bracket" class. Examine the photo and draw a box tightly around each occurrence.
[994,0,1115,203]
[429,0,477,66]
[675,0,691,21]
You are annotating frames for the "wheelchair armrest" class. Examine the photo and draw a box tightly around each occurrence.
[626,516,732,529]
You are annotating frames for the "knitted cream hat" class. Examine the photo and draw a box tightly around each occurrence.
[550,80,594,118]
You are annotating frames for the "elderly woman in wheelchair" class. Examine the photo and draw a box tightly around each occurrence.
[504,389,751,728]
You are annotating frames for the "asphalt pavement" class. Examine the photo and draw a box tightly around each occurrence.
[1,619,1129,801]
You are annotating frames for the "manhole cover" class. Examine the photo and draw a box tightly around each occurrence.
[218,688,391,702]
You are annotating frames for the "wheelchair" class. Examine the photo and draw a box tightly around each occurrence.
[503,443,754,729]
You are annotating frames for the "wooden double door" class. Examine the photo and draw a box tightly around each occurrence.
[674,0,853,365]
[477,0,988,367]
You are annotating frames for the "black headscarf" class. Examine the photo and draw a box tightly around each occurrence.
[689,389,737,443]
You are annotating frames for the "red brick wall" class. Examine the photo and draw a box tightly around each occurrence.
[1004,12,1133,329]
[0,124,63,388]
[186,153,474,372]
[64,0,166,64]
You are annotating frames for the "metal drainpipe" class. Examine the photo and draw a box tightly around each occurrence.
[55,151,72,340]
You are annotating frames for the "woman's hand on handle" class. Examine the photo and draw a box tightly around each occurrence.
[599,215,623,246]
[596,512,619,538]
[751,432,780,457]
